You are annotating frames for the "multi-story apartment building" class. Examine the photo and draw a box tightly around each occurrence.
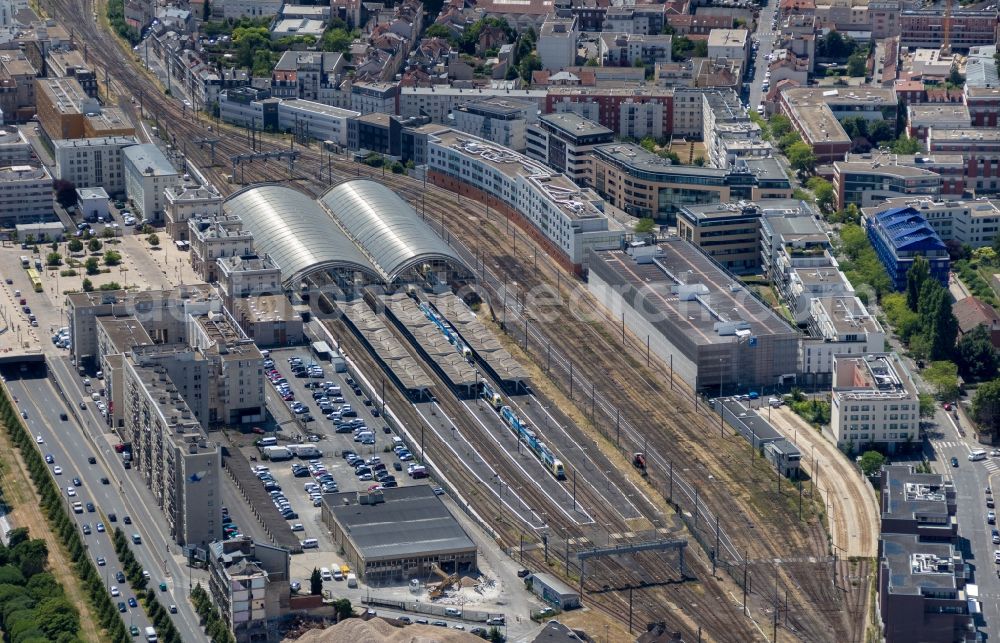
[599,33,672,67]
[123,144,178,223]
[864,206,950,290]
[425,128,623,273]
[453,97,536,152]
[702,89,772,168]
[222,0,281,19]
[538,16,578,71]
[165,182,224,240]
[907,104,971,142]
[349,81,399,115]
[189,215,255,283]
[525,112,613,185]
[0,164,52,225]
[603,5,666,34]
[52,136,137,197]
[398,85,547,124]
[801,296,885,385]
[545,86,674,138]
[121,357,222,547]
[0,128,34,165]
[831,353,920,451]
[832,160,944,208]
[706,28,749,62]
[217,255,283,306]
[270,51,346,104]
[927,128,1000,193]
[208,537,290,643]
[863,197,1000,249]
[0,53,38,122]
[187,311,267,425]
[900,9,998,49]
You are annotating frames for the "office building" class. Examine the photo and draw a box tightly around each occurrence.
[453,97,535,152]
[123,144,178,223]
[398,85,547,124]
[878,465,972,643]
[165,182,224,240]
[121,357,222,547]
[208,537,290,643]
[52,136,137,196]
[587,240,800,393]
[219,87,279,130]
[832,160,944,208]
[0,127,33,165]
[537,16,578,71]
[425,128,623,272]
[276,99,358,147]
[45,49,97,98]
[863,197,1000,249]
[321,486,477,585]
[189,215,255,283]
[927,129,1000,194]
[676,201,763,274]
[831,353,920,451]
[34,77,134,140]
[907,104,971,142]
[525,112,613,185]
[778,87,898,163]
[0,164,52,224]
[222,0,281,19]
[864,206,949,291]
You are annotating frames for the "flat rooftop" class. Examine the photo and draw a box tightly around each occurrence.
[707,28,748,48]
[129,361,217,451]
[538,112,613,138]
[280,99,358,118]
[930,128,1000,142]
[232,295,298,323]
[123,144,177,177]
[400,85,548,99]
[0,164,49,180]
[834,353,918,398]
[592,143,729,181]
[77,186,110,200]
[882,533,965,595]
[52,136,137,149]
[0,128,27,146]
[783,85,897,108]
[882,465,955,522]
[325,485,476,561]
[37,76,91,113]
[814,295,883,337]
[833,161,941,178]
[457,97,535,117]
[546,86,673,98]
[783,93,851,145]
[841,152,965,168]
[590,239,797,347]
[681,201,762,222]
[97,315,154,353]
[908,103,971,123]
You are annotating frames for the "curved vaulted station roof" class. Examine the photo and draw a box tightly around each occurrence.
[224,184,382,286]
[319,180,472,283]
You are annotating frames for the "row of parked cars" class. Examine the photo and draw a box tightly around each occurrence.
[297,460,339,502]
[344,451,398,488]
[253,466,300,521]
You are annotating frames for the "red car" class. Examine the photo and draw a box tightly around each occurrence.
[944,403,952,411]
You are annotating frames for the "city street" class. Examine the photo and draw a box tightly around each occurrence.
[748,0,779,110]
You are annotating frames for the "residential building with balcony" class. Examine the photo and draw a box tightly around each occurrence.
[525,112,613,185]
[208,537,290,643]
[453,97,535,152]
[831,353,920,451]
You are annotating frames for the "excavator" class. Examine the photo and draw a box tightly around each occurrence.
[428,563,458,599]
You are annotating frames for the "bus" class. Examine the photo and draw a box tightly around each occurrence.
[26,268,42,293]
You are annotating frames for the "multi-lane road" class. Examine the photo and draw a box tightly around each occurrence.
[7,361,206,643]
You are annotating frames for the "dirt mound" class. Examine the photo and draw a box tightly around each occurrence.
[289,617,482,643]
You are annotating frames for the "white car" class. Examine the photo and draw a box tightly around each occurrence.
[35,435,44,444]
[53,466,63,475]
[110,586,120,597]
[66,487,76,497]
[291,523,304,532]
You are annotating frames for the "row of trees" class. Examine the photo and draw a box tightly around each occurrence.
[973,379,1000,441]
[0,384,137,642]
[835,223,893,299]
[107,0,140,44]
[756,114,817,175]
[190,584,236,643]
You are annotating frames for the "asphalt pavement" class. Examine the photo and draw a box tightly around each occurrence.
[748,1,779,111]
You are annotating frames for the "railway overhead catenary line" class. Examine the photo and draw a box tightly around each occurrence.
[55,0,864,636]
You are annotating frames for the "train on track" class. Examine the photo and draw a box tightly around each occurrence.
[419,302,473,361]
[482,383,566,480]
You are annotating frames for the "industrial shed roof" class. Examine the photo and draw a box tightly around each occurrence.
[223,184,382,286]
[319,180,472,283]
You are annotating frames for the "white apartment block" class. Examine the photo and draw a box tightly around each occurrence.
[222,0,281,19]
[398,86,547,124]
[619,101,666,139]
[0,127,33,165]
[0,164,53,225]
[831,353,920,452]
[187,311,266,426]
[865,197,1000,249]
[165,183,223,240]
[122,358,222,547]
[671,88,708,138]
[703,89,770,168]
[123,144,178,223]
[707,28,749,61]
[52,136,136,196]
[801,295,885,380]
[349,82,398,116]
[453,98,535,152]
[538,16,578,71]
[277,99,358,146]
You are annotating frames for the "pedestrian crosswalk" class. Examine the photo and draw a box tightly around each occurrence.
[934,441,963,449]
[986,459,999,473]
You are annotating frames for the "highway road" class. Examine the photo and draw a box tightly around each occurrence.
[7,362,207,643]
[5,369,153,636]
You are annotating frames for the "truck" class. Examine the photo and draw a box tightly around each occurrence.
[261,446,293,461]
[144,626,158,642]
[346,573,358,588]
[288,444,322,459]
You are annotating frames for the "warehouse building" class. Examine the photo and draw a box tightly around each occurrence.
[587,239,800,394]
[528,573,581,610]
[321,485,477,585]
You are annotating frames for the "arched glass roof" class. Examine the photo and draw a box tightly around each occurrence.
[319,180,472,282]
[224,185,382,286]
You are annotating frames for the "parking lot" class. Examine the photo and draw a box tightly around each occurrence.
[232,346,429,589]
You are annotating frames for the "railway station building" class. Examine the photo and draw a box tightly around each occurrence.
[320,485,477,585]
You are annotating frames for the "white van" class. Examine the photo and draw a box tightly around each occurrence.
[301,538,319,549]
[969,450,987,461]
[258,437,278,448]
[445,607,462,617]
[320,567,332,581]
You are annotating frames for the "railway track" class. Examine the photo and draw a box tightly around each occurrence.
[52,0,866,636]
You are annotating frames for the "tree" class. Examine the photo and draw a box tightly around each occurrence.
[103,250,122,266]
[320,28,354,53]
[88,238,103,253]
[45,252,62,267]
[53,180,78,209]
[806,176,835,212]
[972,379,1000,439]
[768,114,793,140]
[906,255,930,311]
[67,238,83,253]
[584,56,599,66]
[918,393,936,418]
[82,278,94,292]
[890,136,920,154]
[846,49,868,77]
[518,53,541,82]
[928,289,959,360]
[858,450,886,476]
[693,155,705,166]
[786,141,816,174]
[424,24,452,40]
[101,227,116,240]
[924,360,960,401]
[948,65,965,87]
[147,233,160,247]
[309,568,322,595]
[10,539,47,578]
[973,246,998,266]
[634,218,656,234]
[84,257,100,275]
[869,120,895,145]
[332,598,353,621]
[958,325,999,382]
